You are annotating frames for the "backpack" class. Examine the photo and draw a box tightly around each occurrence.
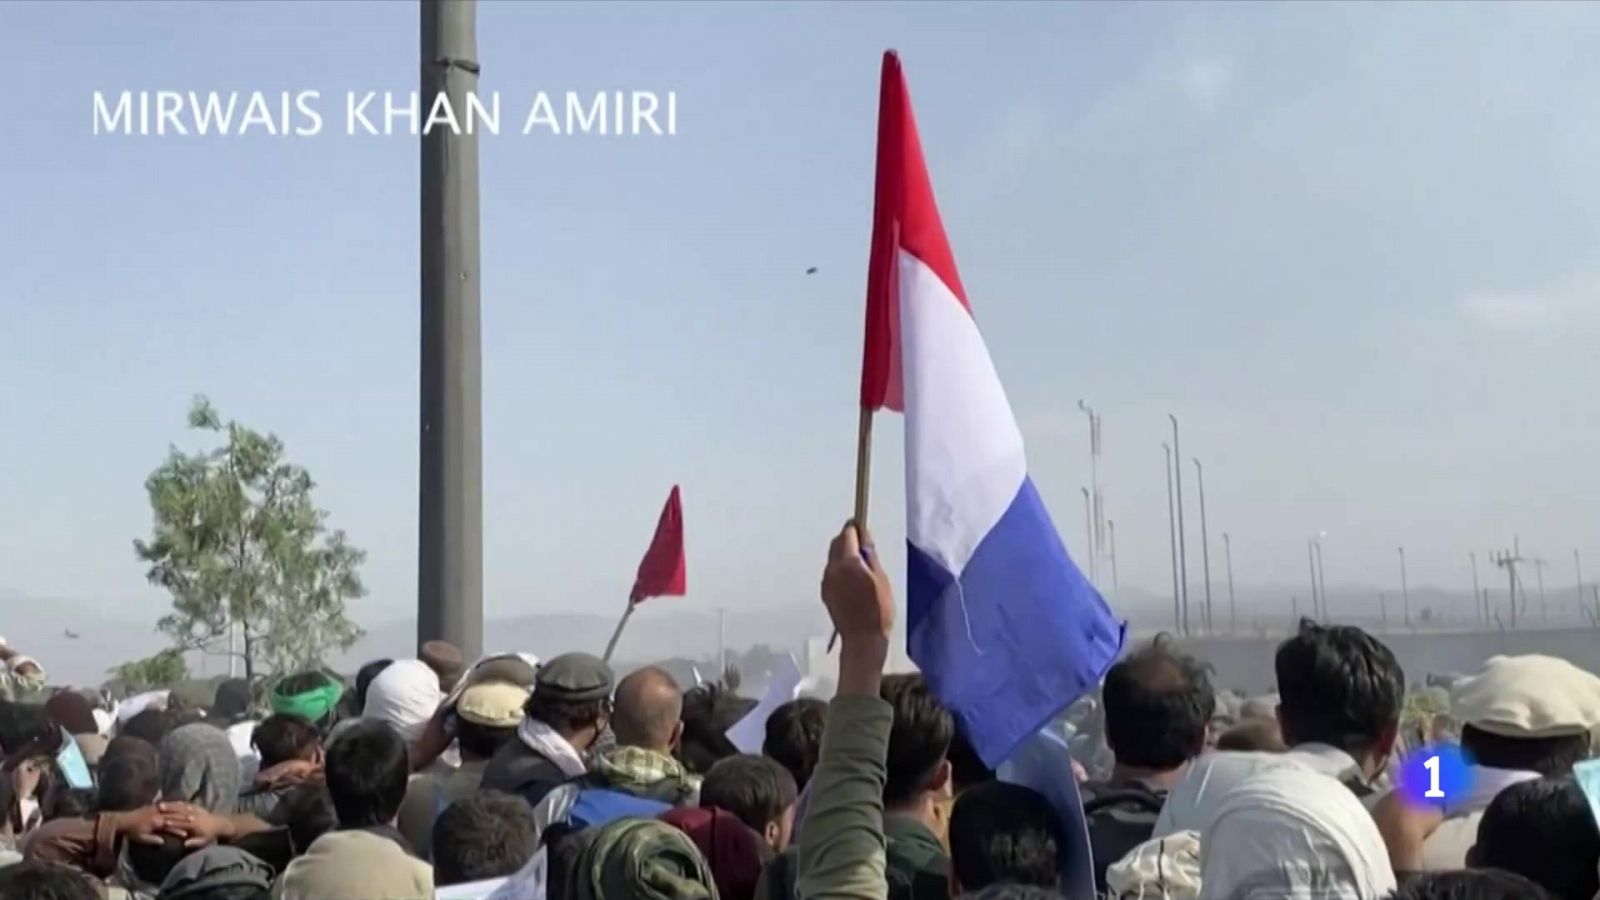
[1083,782,1168,894]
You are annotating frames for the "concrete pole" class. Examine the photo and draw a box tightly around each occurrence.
[1163,443,1180,633]
[418,0,485,660]
[1170,415,1189,635]
[1193,458,1213,633]
[1223,531,1236,634]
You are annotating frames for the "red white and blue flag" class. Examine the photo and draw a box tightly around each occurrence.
[861,51,1125,768]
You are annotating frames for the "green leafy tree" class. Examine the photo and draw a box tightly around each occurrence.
[134,397,366,680]
[112,649,190,690]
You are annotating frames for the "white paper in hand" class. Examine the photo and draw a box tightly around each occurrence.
[725,654,808,754]
[478,847,547,900]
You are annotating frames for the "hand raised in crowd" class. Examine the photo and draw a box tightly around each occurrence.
[821,520,893,641]
[158,802,237,848]
[114,806,170,846]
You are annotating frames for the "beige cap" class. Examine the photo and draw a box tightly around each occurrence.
[456,680,531,729]
[1451,654,1600,738]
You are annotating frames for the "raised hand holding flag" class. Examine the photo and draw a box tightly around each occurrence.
[603,485,686,662]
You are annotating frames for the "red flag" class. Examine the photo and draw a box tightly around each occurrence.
[859,50,968,413]
[630,485,686,604]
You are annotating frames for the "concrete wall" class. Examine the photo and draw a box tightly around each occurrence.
[1162,627,1600,692]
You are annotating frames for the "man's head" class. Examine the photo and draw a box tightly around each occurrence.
[354,659,394,712]
[270,672,344,731]
[1101,640,1215,772]
[949,782,1064,892]
[432,791,539,887]
[612,666,683,752]
[120,708,182,747]
[323,720,409,828]
[1216,717,1287,753]
[0,861,101,900]
[1274,620,1404,775]
[279,783,338,855]
[1389,871,1555,900]
[454,680,529,761]
[700,754,799,851]
[96,744,160,811]
[251,714,321,769]
[1469,777,1599,900]
[881,674,954,810]
[126,833,193,891]
[1453,655,1600,778]
[763,698,827,791]
[421,641,465,694]
[526,653,615,751]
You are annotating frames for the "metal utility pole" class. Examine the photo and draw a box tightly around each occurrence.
[1307,540,1320,620]
[1493,546,1523,630]
[1399,546,1410,628]
[1223,531,1236,634]
[418,0,485,660]
[1107,519,1120,600]
[1078,401,1103,574]
[1081,487,1094,583]
[1193,458,1213,633]
[1314,538,1328,621]
[1170,415,1190,635]
[1578,550,1587,624]
[1163,443,1181,633]
[1471,552,1483,628]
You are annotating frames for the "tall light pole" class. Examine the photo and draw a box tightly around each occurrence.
[1170,414,1189,635]
[1307,540,1320,620]
[418,0,484,660]
[1193,458,1213,633]
[1399,546,1410,629]
[1223,531,1236,634]
[1577,550,1585,624]
[1163,443,1181,633]
[1107,518,1120,600]
[1078,400,1101,572]
[1081,486,1094,584]
[1314,537,1328,621]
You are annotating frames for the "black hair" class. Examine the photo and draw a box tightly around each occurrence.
[0,701,55,757]
[881,674,954,807]
[323,720,408,828]
[432,791,540,887]
[43,787,97,821]
[1274,619,1404,758]
[97,750,161,812]
[456,719,517,760]
[1473,777,1599,900]
[276,782,338,855]
[188,887,272,900]
[251,714,321,768]
[1102,641,1215,770]
[1390,870,1556,900]
[1460,725,1590,779]
[126,833,193,890]
[121,708,182,747]
[947,724,995,794]
[677,685,746,775]
[949,781,1064,891]
[0,860,102,900]
[701,754,799,833]
[524,693,608,736]
[763,698,827,791]
[354,659,394,712]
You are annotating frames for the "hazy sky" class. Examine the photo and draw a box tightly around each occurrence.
[5,1,1600,634]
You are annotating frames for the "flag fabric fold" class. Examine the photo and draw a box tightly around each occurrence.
[862,50,1126,768]
[630,485,686,604]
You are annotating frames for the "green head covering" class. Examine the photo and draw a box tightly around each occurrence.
[270,673,344,723]
[567,818,718,900]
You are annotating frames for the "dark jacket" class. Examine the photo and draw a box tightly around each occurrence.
[480,739,571,807]
[756,813,948,900]
[1081,779,1166,894]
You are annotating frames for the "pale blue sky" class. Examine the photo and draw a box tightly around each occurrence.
[5,1,1600,635]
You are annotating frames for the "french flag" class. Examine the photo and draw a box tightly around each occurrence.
[861,52,1125,768]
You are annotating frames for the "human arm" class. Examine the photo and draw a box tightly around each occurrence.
[795,523,894,900]
[158,802,274,849]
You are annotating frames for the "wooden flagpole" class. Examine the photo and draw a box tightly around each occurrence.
[828,408,875,652]
[602,601,636,663]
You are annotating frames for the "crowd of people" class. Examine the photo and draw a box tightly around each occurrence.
[3,522,1600,899]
